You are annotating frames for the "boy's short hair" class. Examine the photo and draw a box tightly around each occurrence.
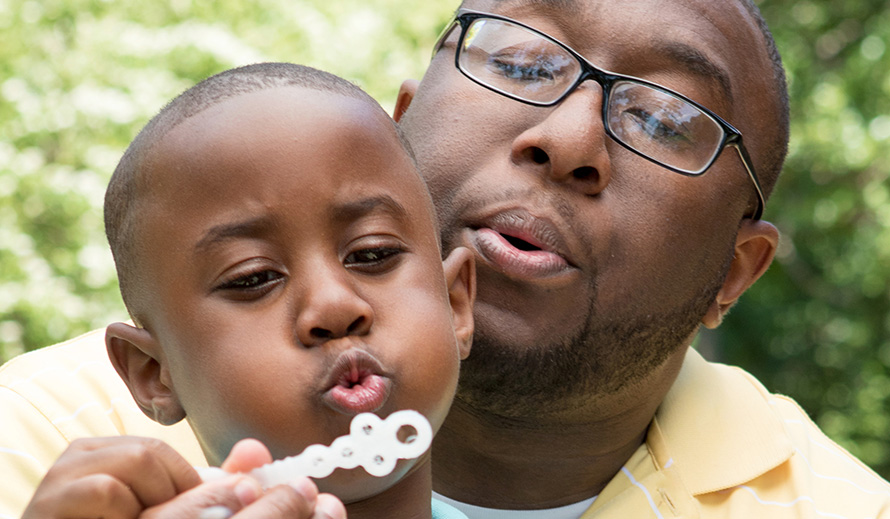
[105,62,415,321]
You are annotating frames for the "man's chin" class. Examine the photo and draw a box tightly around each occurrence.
[456,308,707,420]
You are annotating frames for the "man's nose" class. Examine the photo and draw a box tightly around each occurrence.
[293,268,373,347]
[510,83,612,196]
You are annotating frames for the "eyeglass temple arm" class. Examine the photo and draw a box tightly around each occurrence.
[431,17,459,59]
[729,142,765,220]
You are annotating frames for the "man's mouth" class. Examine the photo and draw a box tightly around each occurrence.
[322,350,392,416]
[467,210,574,279]
[501,232,544,251]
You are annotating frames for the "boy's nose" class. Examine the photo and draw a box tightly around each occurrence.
[293,271,373,347]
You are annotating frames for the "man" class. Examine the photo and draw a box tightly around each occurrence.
[2,0,888,517]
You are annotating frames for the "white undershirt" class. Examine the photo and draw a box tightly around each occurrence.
[432,492,597,519]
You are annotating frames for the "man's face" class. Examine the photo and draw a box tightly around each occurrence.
[397,0,776,415]
[134,88,468,501]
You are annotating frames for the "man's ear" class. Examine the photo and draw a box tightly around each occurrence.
[105,322,185,425]
[702,220,779,329]
[441,246,475,360]
[393,79,419,122]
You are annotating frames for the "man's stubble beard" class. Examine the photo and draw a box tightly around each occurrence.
[454,250,734,420]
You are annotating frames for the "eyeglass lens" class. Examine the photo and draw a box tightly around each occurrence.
[458,17,725,175]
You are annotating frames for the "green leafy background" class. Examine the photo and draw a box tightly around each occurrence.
[2,0,889,477]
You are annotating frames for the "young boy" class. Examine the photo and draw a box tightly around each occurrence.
[22,62,475,519]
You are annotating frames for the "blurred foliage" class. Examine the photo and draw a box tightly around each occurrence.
[713,0,890,478]
[0,0,453,358]
[1,0,889,477]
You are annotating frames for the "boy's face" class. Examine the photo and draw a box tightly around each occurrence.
[114,87,472,501]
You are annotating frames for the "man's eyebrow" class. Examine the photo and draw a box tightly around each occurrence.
[329,195,410,224]
[494,0,578,9]
[655,40,734,105]
[194,216,274,253]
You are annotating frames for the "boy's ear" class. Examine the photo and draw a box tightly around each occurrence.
[441,247,475,360]
[393,79,419,122]
[105,322,185,425]
[702,220,779,329]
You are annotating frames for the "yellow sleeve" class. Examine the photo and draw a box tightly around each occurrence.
[0,329,205,518]
[0,385,72,518]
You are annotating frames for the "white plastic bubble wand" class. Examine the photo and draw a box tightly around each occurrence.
[197,410,432,488]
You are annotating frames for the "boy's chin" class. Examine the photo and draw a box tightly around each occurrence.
[315,458,423,504]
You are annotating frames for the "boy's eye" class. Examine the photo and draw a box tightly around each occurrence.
[217,269,284,297]
[344,247,403,271]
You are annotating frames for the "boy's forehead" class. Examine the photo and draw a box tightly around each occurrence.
[145,86,426,217]
[170,87,389,147]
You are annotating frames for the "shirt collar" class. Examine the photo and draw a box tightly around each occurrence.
[646,348,795,495]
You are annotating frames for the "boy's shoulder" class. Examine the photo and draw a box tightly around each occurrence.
[432,498,470,519]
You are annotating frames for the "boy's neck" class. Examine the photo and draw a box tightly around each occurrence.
[344,459,434,519]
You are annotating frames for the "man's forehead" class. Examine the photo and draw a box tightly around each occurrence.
[466,0,743,110]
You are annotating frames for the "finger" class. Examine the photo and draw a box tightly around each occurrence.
[24,473,141,519]
[312,493,347,519]
[69,437,202,507]
[140,475,263,519]
[230,479,319,519]
[221,438,273,474]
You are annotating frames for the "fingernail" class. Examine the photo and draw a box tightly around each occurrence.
[315,496,345,519]
[199,506,234,519]
[287,477,318,503]
[234,477,262,506]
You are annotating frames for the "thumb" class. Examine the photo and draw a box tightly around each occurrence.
[221,438,274,474]
[140,475,263,519]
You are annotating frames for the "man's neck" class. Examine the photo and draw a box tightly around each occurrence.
[431,352,687,509]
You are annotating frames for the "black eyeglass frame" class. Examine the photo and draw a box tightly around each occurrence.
[433,9,766,220]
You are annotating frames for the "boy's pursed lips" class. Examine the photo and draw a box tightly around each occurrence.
[320,348,392,416]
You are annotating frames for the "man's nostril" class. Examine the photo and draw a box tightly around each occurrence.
[573,166,597,180]
[311,327,332,340]
[530,147,549,165]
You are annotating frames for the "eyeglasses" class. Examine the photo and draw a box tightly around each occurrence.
[433,9,765,220]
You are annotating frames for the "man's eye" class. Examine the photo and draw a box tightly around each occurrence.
[218,270,283,292]
[489,54,559,82]
[491,57,553,81]
[488,49,572,83]
[623,107,691,144]
[344,247,403,270]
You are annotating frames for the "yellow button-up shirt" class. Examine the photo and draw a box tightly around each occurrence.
[1,331,888,518]
[584,349,890,518]
[0,329,204,518]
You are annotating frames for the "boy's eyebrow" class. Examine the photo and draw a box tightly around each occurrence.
[193,196,410,253]
[194,216,274,253]
[329,195,410,224]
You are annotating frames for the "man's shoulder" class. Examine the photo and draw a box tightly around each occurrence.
[0,328,140,439]
[0,328,203,455]
[0,328,110,385]
[671,353,890,517]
